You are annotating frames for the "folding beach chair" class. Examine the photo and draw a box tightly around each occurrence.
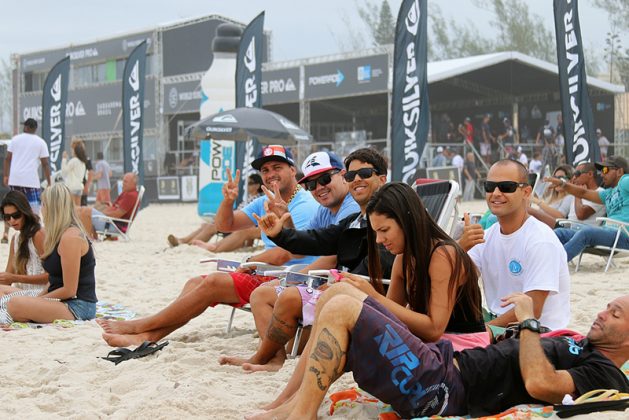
[93,186,145,241]
[560,217,629,273]
[414,179,460,234]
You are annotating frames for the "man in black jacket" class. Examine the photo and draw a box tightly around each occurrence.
[219,148,394,372]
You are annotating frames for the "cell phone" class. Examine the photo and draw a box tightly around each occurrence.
[329,269,343,282]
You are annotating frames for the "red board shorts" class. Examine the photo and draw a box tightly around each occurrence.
[207,272,274,308]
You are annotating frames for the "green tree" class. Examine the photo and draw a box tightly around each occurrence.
[374,0,395,45]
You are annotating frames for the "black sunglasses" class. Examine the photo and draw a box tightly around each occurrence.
[343,168,380,182]
[2,211,23,222]
[302,170,340,191]
[484,181,529,193]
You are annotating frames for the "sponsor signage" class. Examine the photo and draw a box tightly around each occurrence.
[198,139,236,216]
[163,79,203,114]
[304,54,388,100]
[157,176,180,200]
[19,78,156,134]
[261,67,300,105]
[20,31,154,72]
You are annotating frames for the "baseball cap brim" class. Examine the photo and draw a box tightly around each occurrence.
[298,167,336,184]
[251,155,293,171]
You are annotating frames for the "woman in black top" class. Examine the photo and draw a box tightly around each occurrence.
[5,183,97,323]
[341,182,485,340]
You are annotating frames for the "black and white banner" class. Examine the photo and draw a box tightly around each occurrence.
[235,12,264,207]
[553,0,599,165]
[122,41,147,186]
[41,56,70,173]
[391,0,429,183]
[236,11,264,109]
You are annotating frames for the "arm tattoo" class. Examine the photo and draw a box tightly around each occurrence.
[308,328,347,391]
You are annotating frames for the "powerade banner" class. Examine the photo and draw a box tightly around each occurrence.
[236,11,264,108]
[41,56,70,173]
[553,0,599,165]
[235,12,264,207]
[198,139,235,217]
[391,0,429,183]
[122,41,147,186]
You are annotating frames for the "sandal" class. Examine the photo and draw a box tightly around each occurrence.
[555,389,629,418]
[101,341,169,365]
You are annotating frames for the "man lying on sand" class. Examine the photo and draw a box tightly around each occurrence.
[248,291,629,419]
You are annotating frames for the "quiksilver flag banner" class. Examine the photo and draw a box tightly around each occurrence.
[391,0,429,183]
[553,0,599,165]
[235,12,264,207]
[41,56,70,173]
[122,40,147,186]
[236,11,264,108]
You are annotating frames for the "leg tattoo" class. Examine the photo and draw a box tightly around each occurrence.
[265,313,297,344]
[308,328,346,391]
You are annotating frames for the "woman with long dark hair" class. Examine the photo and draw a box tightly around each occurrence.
[0,191,48,296]
[3,184,97,324]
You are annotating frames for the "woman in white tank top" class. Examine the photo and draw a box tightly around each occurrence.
[0,191,48,297]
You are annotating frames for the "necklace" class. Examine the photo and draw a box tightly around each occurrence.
[286,184,301,205]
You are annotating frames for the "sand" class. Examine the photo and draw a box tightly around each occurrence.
[0,200,627,419]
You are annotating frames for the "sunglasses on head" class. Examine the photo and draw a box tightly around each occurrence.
[484,181,529,193]
[2,211,22,222]
[302,170,340,191]
[343,167,380,182]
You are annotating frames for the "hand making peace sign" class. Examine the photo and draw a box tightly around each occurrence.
[222,168,241,202]
[262,183,290,218]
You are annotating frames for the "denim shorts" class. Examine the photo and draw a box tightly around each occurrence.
[63,298,96,320]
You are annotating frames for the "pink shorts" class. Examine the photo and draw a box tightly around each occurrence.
[441,332,491,351]
[275,285,322,327]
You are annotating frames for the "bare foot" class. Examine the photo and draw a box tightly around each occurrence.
[242,352,286,372]
[218,355,249,366]
[191,239,213,251]
[261,393,295,411]
[96,318,138,335]
[102,332,148,347]
[246,397,296,420]
[167,234,179,247]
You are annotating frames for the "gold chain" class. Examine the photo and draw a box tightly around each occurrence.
[286,184,301,205]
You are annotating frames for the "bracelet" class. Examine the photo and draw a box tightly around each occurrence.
[560,178,567,187]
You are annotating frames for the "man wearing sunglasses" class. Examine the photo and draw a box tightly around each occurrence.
[219,147,394,372]
[528,162,605,229]
[460,159,570,331]
[550,156,629,262]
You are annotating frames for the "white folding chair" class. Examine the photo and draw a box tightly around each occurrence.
[93,186,145,241]
[568,217,629,273]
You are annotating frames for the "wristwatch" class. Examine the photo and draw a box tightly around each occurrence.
[560,177,567,187]
[519,318,542,333]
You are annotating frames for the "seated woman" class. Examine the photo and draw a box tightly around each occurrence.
[167,173,263,251]
[4,184,97,324]
[0,191,48,297]
[530,164,574,220]
[235,183,484,386]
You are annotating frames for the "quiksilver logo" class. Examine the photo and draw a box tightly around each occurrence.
[128,60,141,174]
[48,73,63,172]
[244,38,258,107]
[405,0,420,35]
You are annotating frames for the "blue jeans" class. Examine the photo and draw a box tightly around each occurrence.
[554,226,629,261]
[63,298,96,320]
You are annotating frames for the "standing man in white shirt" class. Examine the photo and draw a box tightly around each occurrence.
[459,159,570,330]
[2,119,51,243]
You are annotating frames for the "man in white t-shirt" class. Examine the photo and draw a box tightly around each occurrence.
[459,159,570,330]
[2,119,51,242]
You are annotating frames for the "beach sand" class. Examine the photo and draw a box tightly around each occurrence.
[0,200,627,419]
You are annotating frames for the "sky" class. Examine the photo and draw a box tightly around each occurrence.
[0,0,623,65]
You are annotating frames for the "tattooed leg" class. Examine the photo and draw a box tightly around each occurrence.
[286,294,362,420]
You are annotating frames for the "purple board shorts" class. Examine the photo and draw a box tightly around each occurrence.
[344,296,467,418]
[274,285,321,327]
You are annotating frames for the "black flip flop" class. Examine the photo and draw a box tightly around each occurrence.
[101,341,169,365]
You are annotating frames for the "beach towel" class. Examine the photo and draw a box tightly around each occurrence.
[328,362,629,419]
[1,301,136,330]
